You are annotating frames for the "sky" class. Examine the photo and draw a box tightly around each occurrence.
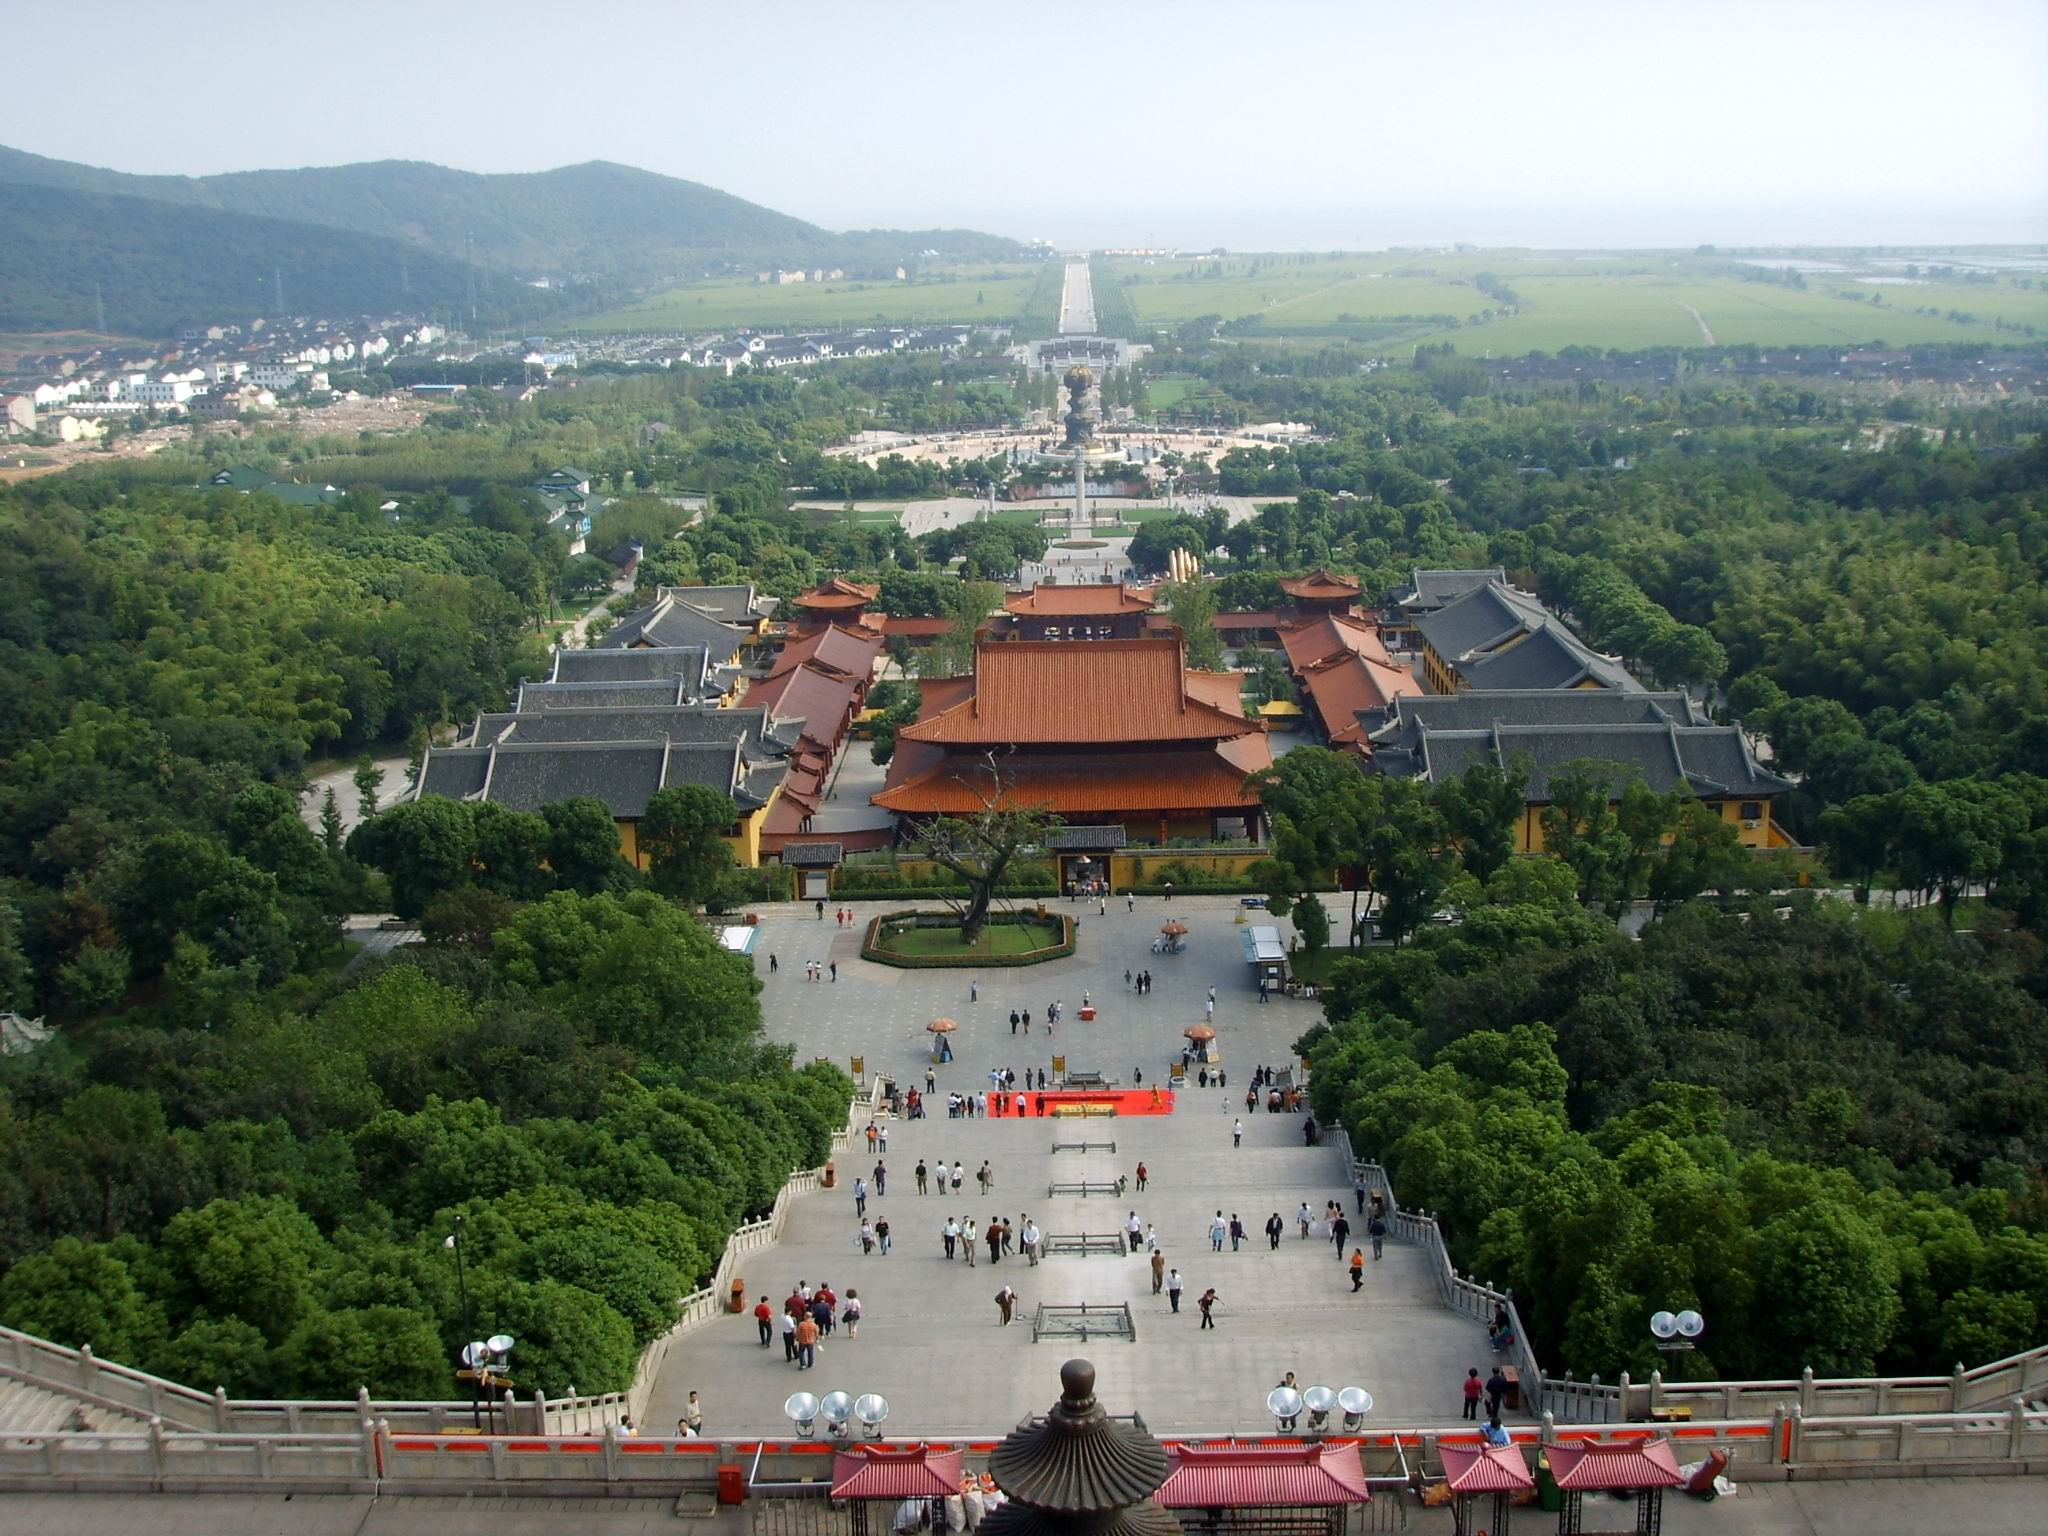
[5,0,2046,249]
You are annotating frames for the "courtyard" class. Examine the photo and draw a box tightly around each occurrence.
[644,895,1506,1438]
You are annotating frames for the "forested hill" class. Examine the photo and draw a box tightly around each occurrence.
[0,182,488,336]
[0,146,1030,306]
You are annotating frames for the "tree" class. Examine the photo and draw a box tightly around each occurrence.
[0,1237,165,1361]
[0,899,33,1012]
[541,797,632,896]
[353,758,385,819]
[921,580,1000,680]
[1885,780,2029,925]
[909,759,1060,943]
[420,886,517,949]
[1367,778,1456,947]
[868,681,924,766]
[1540,762,1633,906]
[1292,892,1330,953]
[1433,759,1528,882]
[318,788,345,854]
[639,786,739,908]
[1649,798,1748,912]
[348,797,475,919]
[1163,580,1226,671]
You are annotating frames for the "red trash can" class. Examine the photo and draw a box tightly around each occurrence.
[718,1463,747,1505]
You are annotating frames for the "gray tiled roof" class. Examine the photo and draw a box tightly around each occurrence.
[1414,581,1554,660]
[416,748,491,800]
[1370,688,1701,753]
[658,584,779,623]
[481,740,671,816]
[502,703,786,751]
[597,594,746,658]
[1396,568,1506,612]
[1385,718,1791,803]
[1457,624,1638,691]
[514,678,689,711]
[551,644,712,690]
[782,841,843,866]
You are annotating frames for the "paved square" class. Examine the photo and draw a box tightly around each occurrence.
[645,896,1505,1437]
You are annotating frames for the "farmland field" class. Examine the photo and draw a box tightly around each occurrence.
[1103,252,2048,355]
[572,264,1043,332]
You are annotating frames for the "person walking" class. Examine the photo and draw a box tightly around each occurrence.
[780,1308,798,1362]
[844,1290,862,1339]
[853,1177,868,1218]
[1349,1249,1365,1291]
[684,1392,704,1436]
[963,1218,977,1267]
[1265,1211,1283,1250]
[995,1285,1017,1326]
[1150,1249,1166,1294]
[1010,1008,1020,1034]
[874,1161,887,1196]
[1485,1367,1509,1420]
[1145,1223,1158,1253]
[1209,1211,1227,1252]
[1232,1118,1243,1148]
[986,1220,1002,1266]
[944,1217,959,1260]
[1369,1213,1386,1259]
[952,1161,964,1193]
[1298,1202,1313,1240]
[1229,1214,1245,1252]
[876,1217,891,1256]
[1205,998,1215,1024]
[1353,1175,1368,1215]
[866,1123,879,1153]
[1124,1210,1143,1254]
[1022,1216,1041,1266]
[926,1067,936,1094]
[1135,1161,1148,1191]
[1197,1288,1219,1330]
[829,961,837,982]
[860,1218,875,1255]
[754,1295,774,1348]
[916,1160,929,1196]
[978,1161,993,1194]
[1166,1268,1183,1313]
[1462,1368,1484,1420]
[1331,1212,1350,1254]
[970,980,979,1003]
[1127,893,1135,913]
[794,1314,819,1370]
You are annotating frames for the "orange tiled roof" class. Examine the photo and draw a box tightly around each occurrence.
[767,623,883,681]
[881,615,955,637]
[874,734,1272,815]
[1297,652,1424,745]
[1185,669,1252,718]
[1279,612,1395,673]
[1003,582,1155,616]
[794,577,880,610]
[900,637,1258,746]
[1279,567,1363,600]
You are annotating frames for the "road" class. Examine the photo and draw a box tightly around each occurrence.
[1058,257,1096,335]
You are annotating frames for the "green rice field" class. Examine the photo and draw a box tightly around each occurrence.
[574,264,1042,332]
[1105,253,2048,355]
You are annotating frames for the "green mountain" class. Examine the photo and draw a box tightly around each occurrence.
[0,147,1030,325]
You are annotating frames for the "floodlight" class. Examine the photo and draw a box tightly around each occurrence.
[1302,1386,1338,1430]
[1676,1310,1704,1338]
[783,1392,820,1437]
[1337,1388,1373,1430]
[855,1393,891,1438]
[820,1390,855,1437]
[1266,1387,1303,1429]
[461,1341,489,1367]
[1649,1310,1679,1340]
[486,1334,514,1356]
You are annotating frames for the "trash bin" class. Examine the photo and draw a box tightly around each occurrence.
[1535,1451,1560,1513]
[718,1463,747,1505]
[822,1162,836,1188]
[729,1278,746,1314]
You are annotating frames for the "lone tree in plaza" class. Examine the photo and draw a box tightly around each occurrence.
[910,756,1060,944]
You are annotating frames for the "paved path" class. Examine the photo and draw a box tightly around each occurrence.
[297,750,410,835]
[651,896,1494,1437]
[1059,257,1096,335]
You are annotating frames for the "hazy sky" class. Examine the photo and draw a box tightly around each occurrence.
[6,1,2045,248]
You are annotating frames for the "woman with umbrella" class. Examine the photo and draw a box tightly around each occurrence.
[927,1017,956,1064]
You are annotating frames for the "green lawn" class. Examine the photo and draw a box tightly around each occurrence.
[572,265,1042,332]
[881,919,1067,959]
[1111,504,1185,523]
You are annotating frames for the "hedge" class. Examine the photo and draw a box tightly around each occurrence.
[859,908,1077,968]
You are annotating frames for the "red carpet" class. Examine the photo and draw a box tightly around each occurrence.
[1000,1089,1176,1117]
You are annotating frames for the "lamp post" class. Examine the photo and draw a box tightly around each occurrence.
[443,1216,477,1427]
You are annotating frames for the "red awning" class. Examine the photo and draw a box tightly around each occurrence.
[831,1444,966,1500]
[1547,1439,1683,1491]
[1158,1443,1370,1507]
[1441,1443,1535,1492]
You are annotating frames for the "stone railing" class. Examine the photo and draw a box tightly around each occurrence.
[4,1405,2045,1497]
[622,1086,866,1426]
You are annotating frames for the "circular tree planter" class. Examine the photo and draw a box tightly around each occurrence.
[861,909,1076,968]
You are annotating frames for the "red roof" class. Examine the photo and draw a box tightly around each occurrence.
[830,1445,965,1500]
[1278,613,1395,673]
[1295,654,1424,745]
[1216,610,1284,630]
[900,638,1258,747]
[795,577,880,610]
[769,623,884,681]
[1004,582,1155,617]
[1441,1443,1535,1493]
[882,615,956,637]
[1280,567,1363,601]
[1548,1439,1683,1491]
[744,662,864,744]
[875,734,1272,815]
[1158,1443,1370,1507]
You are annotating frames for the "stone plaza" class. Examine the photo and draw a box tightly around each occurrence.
[643,894,1506,1438]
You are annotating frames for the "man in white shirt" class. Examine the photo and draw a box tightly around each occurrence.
[1021,1218,1041,1265]
[1124,1211,1143,1254]
[1209,1211,1228,1251]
